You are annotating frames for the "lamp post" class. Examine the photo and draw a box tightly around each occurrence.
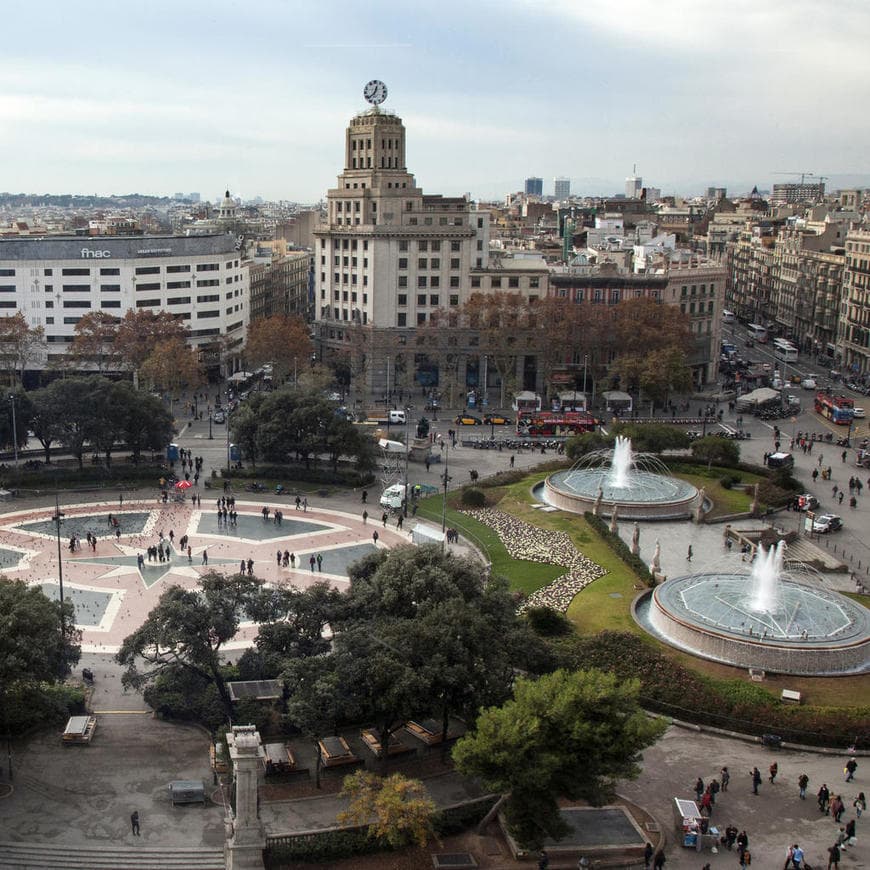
[440,443,450,546]
[8,395,17,466]
[582,354,588,399]
[208,407,213,440]
[52,493,65,635]
[226,406,233,474]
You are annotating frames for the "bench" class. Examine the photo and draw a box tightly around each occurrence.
[62,715,97,745]
[781,689,802,704]
[262,742,297,774]
[360,728,414,758]
[318,735,360,767]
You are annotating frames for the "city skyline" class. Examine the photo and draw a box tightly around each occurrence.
[3,0,869,202]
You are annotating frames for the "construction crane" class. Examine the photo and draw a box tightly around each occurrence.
[772,171,816,184]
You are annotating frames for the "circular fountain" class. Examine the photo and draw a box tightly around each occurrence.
[636,542,870,675]
[543,436,700,519]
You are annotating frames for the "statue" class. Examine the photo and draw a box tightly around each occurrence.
[695,487,706,524]
[631,522,640,556]
[750,482,760,516]
[593,487,603,517]
[609,503,619,535]
[652,538,661,572]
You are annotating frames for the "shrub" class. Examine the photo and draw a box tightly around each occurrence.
[142,665,229,732]
[460,487,486,507]
[3,682,86,736]
[222,463,374,489]
[720,474,742,490]
[525,606,573,637]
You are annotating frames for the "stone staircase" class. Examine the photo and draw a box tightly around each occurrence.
[0,842,225,870]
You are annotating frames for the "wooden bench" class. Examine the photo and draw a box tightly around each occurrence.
[62,715,97,745]
[318,735,360,768]
[781,689,802,704]
[360,728,414,758]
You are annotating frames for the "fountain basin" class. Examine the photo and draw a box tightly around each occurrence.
[543,469,699,519]
[635,573,870,676]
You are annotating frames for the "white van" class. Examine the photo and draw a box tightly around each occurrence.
[722,310,736,324]
[379,483,408,509]
[389,410,407,425]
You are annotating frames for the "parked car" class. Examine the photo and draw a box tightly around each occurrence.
[853,407,865,419]
[796,493,818,511]
[483,414,512,426]
[454,414,483,426]
[212,410,226,424]
[813,514,843,534]
[801,378,817,390]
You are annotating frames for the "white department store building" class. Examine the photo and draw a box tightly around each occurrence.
[0,234,248,377]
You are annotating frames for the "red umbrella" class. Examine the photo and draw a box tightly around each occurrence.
[175,480,192,490]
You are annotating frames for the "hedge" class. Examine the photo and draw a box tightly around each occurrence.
[220,464,375,489]
[584,512,654,586]
[460,487,486,507]
[554,631,870,748]
[2,462,170,491]
[3,682,86,736]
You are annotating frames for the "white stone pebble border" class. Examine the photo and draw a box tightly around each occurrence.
[460,508,606,613]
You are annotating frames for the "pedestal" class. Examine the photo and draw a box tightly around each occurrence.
[225,725,265,870]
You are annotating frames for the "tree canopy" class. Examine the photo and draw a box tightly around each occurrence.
[453,668,665,849]
[246,314,313,384]
[690,435,740,469]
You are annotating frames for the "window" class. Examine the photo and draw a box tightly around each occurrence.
[450,258,460,269]
[46,316,54,323]
[0,269,13,277]
[62,284,91,292]
[167,296,191,305]
[477,218,484,228]
[137,282,160,291]
[476,241,483,250]
[471,277,481,288]
[197,279,219,287]
[398,258,408,269]
[431,241,441,251]
[398,294,407,306]
[0,285,15,292]
[418,241,428,252]
[136,299,160,307]
[167,280,190,289]
[63,300,91,308]
[45,300,54,308]
[197,310,220,318]
[44,269,53,276]
[63,316,83,324]
[409,217,418,225]
[430,276,440,288]
[166,265,190,273]
[397,313,407,327]
[431,258,440,269]
[102,300,121,308]
[508,277,519,288]
[135,266,160,275]
[398,276,408,288]
[490,278,502,289]
[417,312,427,325]
[196,263,220,272]
[429,294,439,306]
[449,294,459,306]
[197,294,220,303]
[418,258,427,269]
[399,240,409,252]
[451,241,460,252]
[530,277,540,289]
[100,284,120,292]
[450,276,460,288]
[62,268,90,276]
[417,294,427,305]
[417,276,427,288]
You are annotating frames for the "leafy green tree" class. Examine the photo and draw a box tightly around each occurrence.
[116,572,270,721]
[453,668,666,849]
[229,401,261,468]
[117,389,174,463]
[37,378,98,469]
[339,771,436,849]
[611,423,691,454]
[690,435,740,469]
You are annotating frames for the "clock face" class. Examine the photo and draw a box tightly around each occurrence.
[364,79,387,105]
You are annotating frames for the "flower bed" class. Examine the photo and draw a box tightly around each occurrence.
[461,508,605,612]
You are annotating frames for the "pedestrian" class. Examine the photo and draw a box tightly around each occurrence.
[842,449,847,463]
[798,772,809,800]
[361,489,368,504]
[247,558,253,576]
[382,511,388,527]
[202,549,208,565]
[396,514,403,530]
[316,553,322,572]
[538,850,549,870]
[289,553,295,568]
[769,762,778,783]
[644,842,653,868]
[425,458,431,472]
[309,555,316,572]
[187,545,192,563]
[276,550,282,566]
[845,757,857,782]
[240,559,246,574]
[844,818,856,846]
[295,495,301,510]
[827,842,841,870]
[510,454,515,469]
[687,544,693,562]
[818,783,830,813]
[130,810,140,835]
[362,510,368,524]
[653,849,666,870]
[302,497,308,512]
[838,491,844,505]
[695,777,705,801]
[791,844,804,870]
[854,791,866,817]
[833,793,846,822]
[784,845,795,869]
[720,766,730,791]
[700,789,713,816]
[736,830,748,859]
[372,530,379,544]
[751,766,762,794]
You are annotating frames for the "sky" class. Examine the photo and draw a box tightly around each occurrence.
[2,0,870,203]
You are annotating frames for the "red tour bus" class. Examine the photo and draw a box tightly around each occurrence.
[814,392,854,425]
[517,411,598,438]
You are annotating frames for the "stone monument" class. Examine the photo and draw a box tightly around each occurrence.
[225,725,266,870]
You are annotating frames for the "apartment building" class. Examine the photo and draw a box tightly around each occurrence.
[841,226,870,375]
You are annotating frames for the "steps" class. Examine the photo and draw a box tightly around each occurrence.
[0,842,225,870]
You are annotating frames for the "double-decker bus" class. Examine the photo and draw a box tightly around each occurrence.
[517,411,597,439]
[773,339,798,363]
[815,392,855,425]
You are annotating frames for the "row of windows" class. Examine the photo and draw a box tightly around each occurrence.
[470,276,540,289]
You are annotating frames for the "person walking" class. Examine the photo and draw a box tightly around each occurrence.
[751,767,762,795]
[687,544,693,562]
[362,510,368,525]
[791,844,804,870]
[845,757,857,782]
[309,555,316,572]
[130,811,140,836]
[653,849,666,870]
[695,777,705,801]
[643,842,653,868]
[289,553,295,568]
[202,549,208,565]
[538,850,549,870]
[720,766,730,791]
[381,511,388,527]
[372,530,379,545]
[798,773,809,800]
[769,762,778,783]
[827,842,841,870]
[818,783,830,814]
[246,558,254,576]
[316,553,322,572]
[396,514,403,530]
[854,791,866,818]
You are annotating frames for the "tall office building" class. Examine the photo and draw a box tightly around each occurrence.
[554,177,571,199]
[524,177,543,197]
[770,182,826,205]
[625,173,643,200]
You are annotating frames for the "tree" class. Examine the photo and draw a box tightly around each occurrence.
[690,435,740,469]
[116,572,270,721]
[117,389,174,463]
[29,386,66,464]
[230,402,261,468]
[452,668,666,849]
[113,310,190,381]
[139,336,204,398]
[0,313,44,386]
[0,390,34,455]
[36,378,98,469]
[246,314,312,385]
[68,312,121,372]
[339,771,436,849]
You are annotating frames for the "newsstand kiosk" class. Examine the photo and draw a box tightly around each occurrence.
[673,798,718,852]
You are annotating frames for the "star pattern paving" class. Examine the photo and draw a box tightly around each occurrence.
[0,498,408,652]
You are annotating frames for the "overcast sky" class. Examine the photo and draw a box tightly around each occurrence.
[2,0,869,202]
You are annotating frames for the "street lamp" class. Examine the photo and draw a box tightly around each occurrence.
[8,395,17,466]
[208,407,213,440]
[403,409,411,517]
[440,443,451,546]
[226,406,233,474]
[52,493,65,632]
